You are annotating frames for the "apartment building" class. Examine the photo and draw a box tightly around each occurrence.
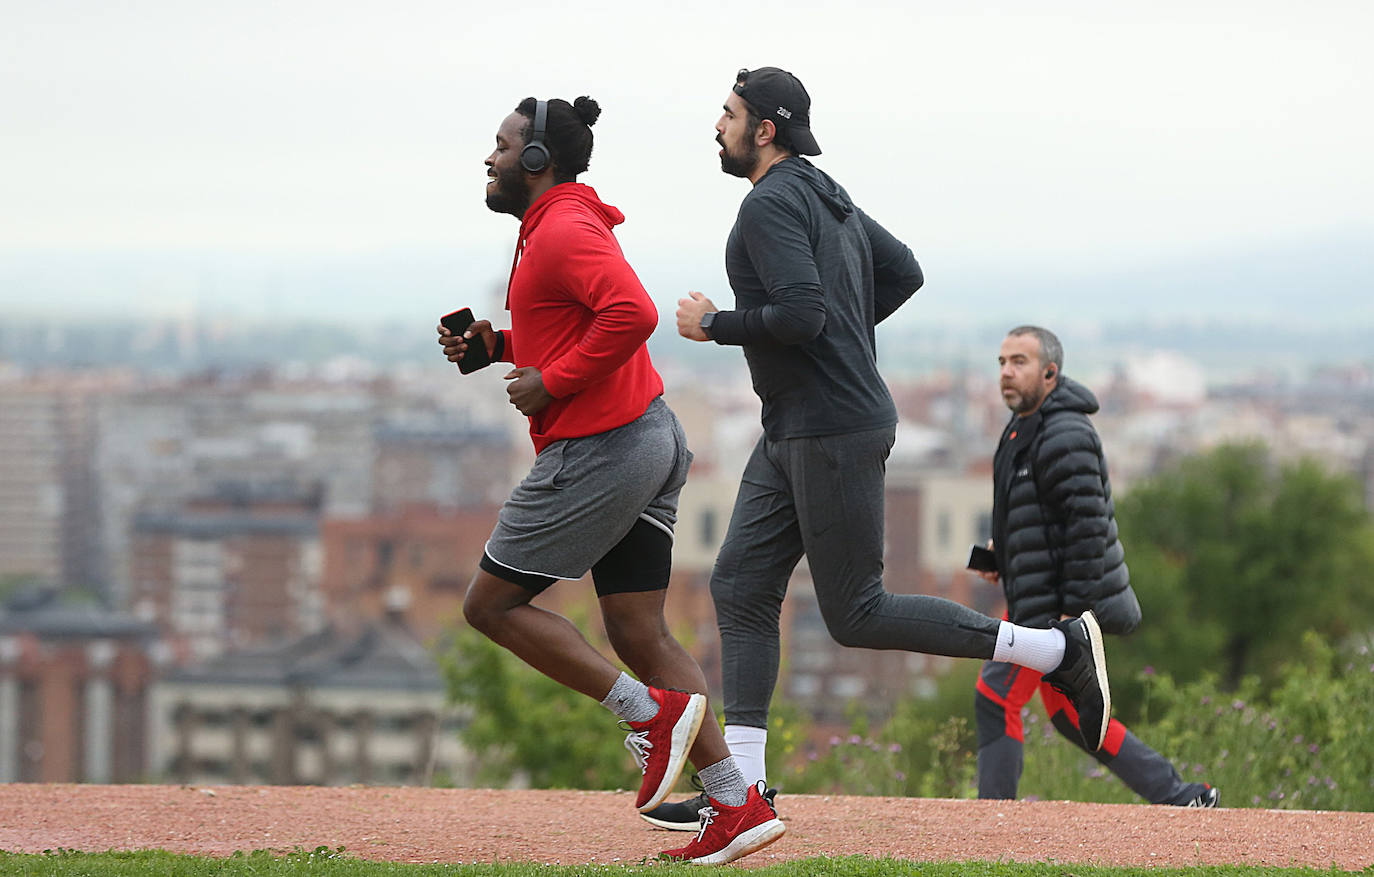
[0,588,161,783]
[0,377,112,587]
[95,379,377,607]
[129,481,324,659]
[149,615,470,786]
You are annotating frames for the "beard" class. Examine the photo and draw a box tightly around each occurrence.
[485,162,531,217]
[1004,384,1045,415]
[719,134,759,179]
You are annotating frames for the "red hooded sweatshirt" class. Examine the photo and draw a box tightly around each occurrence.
[495,183,664,454]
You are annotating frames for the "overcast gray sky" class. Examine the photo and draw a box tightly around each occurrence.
[1,0,1370,325]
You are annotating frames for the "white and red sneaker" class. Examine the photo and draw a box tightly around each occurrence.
[623,687,706,812]
[661,781,785,865]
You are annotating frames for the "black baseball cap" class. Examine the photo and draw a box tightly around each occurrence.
[732,67,821,156]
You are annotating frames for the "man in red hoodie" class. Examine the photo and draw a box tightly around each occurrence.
[437,96,783,866]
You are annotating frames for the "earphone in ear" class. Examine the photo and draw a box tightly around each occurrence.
[519,100,550,174]
[1045,366,1056,380]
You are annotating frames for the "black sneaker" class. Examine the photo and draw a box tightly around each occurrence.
[640,781,778,831]
[1177,784,1219,808]
[1043,610,1111,751]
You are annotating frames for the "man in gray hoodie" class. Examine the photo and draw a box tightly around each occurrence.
[657,67,1114,829]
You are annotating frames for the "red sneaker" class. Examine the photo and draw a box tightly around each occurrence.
[624,687,706,812]
[661,781,785,865]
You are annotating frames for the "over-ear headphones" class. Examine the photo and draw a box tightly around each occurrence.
[519,100,550,174]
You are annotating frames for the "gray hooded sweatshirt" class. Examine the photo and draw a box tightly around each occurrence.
[710,157,924,439]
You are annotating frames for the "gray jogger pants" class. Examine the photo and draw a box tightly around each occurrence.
[710,427,1001,728]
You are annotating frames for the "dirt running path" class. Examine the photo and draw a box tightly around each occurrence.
[1,785,1371,871]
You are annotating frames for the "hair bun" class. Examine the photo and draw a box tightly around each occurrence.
[573,96,601,127]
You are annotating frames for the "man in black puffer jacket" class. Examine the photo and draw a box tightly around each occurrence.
[973,326,1218,807]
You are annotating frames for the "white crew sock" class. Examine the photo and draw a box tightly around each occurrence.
[723,724,769,787]
[992,621,1066,674]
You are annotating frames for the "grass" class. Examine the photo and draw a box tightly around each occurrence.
[0,850,1363,877]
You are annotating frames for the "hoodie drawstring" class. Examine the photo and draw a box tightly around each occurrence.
[504,234,525,311]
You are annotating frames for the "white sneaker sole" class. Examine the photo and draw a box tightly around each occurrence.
[638,693,706,813]
[1081,610,1110,750]
[640,814,700,831]
[639,808,701,831]
[690,818,786,865]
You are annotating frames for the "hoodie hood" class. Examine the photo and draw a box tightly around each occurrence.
[765,157,853,221]
[1039,375,1099,416]
[520,182,624,236]
[506,183,623,308]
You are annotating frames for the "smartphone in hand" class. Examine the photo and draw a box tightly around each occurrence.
[967,544,998,573]
[440,308,492,374]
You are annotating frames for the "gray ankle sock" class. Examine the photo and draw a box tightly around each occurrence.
[699,756,748,807]
[600,672,659,724]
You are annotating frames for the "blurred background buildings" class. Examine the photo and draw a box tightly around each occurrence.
[1,316,1372,785]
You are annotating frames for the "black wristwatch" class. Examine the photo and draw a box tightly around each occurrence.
[700,311,718,340]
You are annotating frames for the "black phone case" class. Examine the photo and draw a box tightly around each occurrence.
[967,545,998,573]
[441,308,492,374]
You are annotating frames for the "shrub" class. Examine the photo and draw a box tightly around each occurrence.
[437,619,640,791]
[779,635,1374,811]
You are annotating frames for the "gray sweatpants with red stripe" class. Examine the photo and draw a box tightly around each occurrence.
[975,658,1202,804]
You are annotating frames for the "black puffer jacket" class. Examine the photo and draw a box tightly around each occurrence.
[990,376,1140,634]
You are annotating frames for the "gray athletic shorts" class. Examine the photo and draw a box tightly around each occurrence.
[484,397,692,582]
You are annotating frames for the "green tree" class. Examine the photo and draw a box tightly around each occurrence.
[1115,442,1374,693]
[437,614,640,791]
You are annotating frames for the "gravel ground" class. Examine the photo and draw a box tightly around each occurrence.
[1,784,1372,870]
